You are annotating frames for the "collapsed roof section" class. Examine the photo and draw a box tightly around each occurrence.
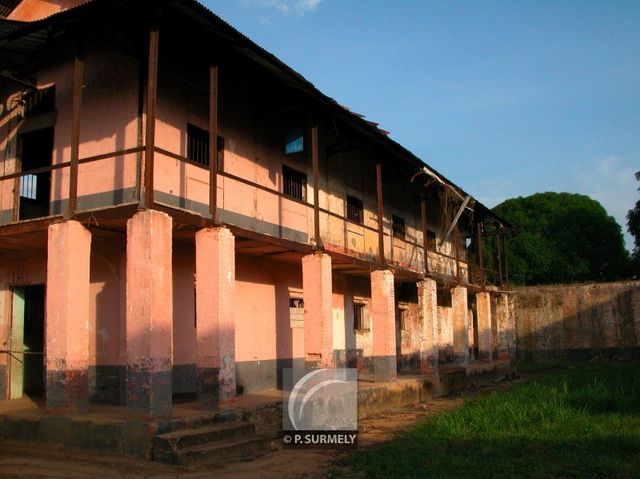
[0,0,514,231]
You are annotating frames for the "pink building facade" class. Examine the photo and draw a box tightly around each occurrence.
[0,0,515,416]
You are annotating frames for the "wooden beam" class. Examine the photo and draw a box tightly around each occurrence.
[496,233,503,287]
[420,193,429,274]
[209,64,218,224]
[454,228,461,284]
[440,195,471,247]
[311,115,322,249]
[501,232,509,285]
[477,221,485,288]
[376,159,385,266]
[65,37,84,219]
[140,25,159,209]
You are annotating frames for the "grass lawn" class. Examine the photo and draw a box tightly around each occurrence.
[347,361,640,479]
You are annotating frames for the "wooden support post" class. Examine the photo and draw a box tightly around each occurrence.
[140,26,159,209]
[496,232,503,287]
[376,160,385,266]
[65,38,84,219]
[420,194,429,274]
[209,64,218,224]
[477,221,485,288]
[311,115,321,249]
[501,232,509,286]
[455,229,461,284]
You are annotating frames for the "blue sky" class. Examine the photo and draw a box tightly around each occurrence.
[203,0,640,249]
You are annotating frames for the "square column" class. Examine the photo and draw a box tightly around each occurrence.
[496,293,515,360]
[126,210,173,417]
[46,220,91,411]
[417,279,438,374]
[476,292,493,360]
[195,227,236,408]
[302,252,333,368]
[451,286,469,366]
[371,270,397,382]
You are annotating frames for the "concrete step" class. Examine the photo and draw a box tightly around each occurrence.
[153,421,269,465]
[175,435,270,467]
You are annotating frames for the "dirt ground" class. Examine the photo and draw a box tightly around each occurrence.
[0,376,525,479]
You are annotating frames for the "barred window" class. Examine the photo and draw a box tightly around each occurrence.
[346,195,363,224]
[187,123,224,169]
[392,215,406,239]
[353,301,369,331]
[282,165,306,201]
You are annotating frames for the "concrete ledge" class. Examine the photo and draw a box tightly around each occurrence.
[0,360,515,460]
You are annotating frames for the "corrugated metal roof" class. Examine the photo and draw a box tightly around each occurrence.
[0,0,21,18]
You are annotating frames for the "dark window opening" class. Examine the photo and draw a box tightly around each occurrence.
[19,128,53,220]
[283,165,306,201]
[285,127,304,154]
[23,86,55,118]
[353,302,368,331]
[427,229,437,249]
[289,298,304,309]
[347,195,364,224]
[392,215,406,239]
[186,123,224,169]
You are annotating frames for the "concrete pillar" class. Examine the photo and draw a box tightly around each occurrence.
[371,270,396,382]
[302,252,333,368]
[417,279,438,374]
[451,286,469,366]
[496,293,515,360]
[125,210,173,417]
[476,292,493,361]
[195,227,236,407]
[45,220,91,411]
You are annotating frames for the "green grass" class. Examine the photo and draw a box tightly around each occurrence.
[348,362,640,479]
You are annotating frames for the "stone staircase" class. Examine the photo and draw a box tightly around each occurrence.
[153,416,271,467]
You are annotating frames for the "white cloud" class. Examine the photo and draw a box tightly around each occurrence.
[576,155,638,250]
[241,0,324,16]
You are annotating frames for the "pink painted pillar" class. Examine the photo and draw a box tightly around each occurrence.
[496,293,515,360]
[451,286,469,366]
[371,270,397,382]
[195,227,236,407]
[125,210,173,417]
[302,252,333,368]
[418,278,438,374]
[45,220,91,411]
[476,292,493,361]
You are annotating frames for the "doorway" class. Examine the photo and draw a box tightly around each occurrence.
[10,285,45,400]
[18,128,53,220]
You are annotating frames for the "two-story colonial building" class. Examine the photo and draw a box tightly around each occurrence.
[0,0,515,418]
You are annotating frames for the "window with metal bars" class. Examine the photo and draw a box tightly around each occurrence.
[353,303,368,331]
[282,165,306,201]
[186,123,224,170]
[346,195,363,224]
[392,215,406,239]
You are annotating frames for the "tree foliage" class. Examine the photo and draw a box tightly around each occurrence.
[491,192,630,285]
[627,171,640,272]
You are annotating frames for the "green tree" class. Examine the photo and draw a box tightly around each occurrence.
[627,171,640,275]
[491,192,630,285]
